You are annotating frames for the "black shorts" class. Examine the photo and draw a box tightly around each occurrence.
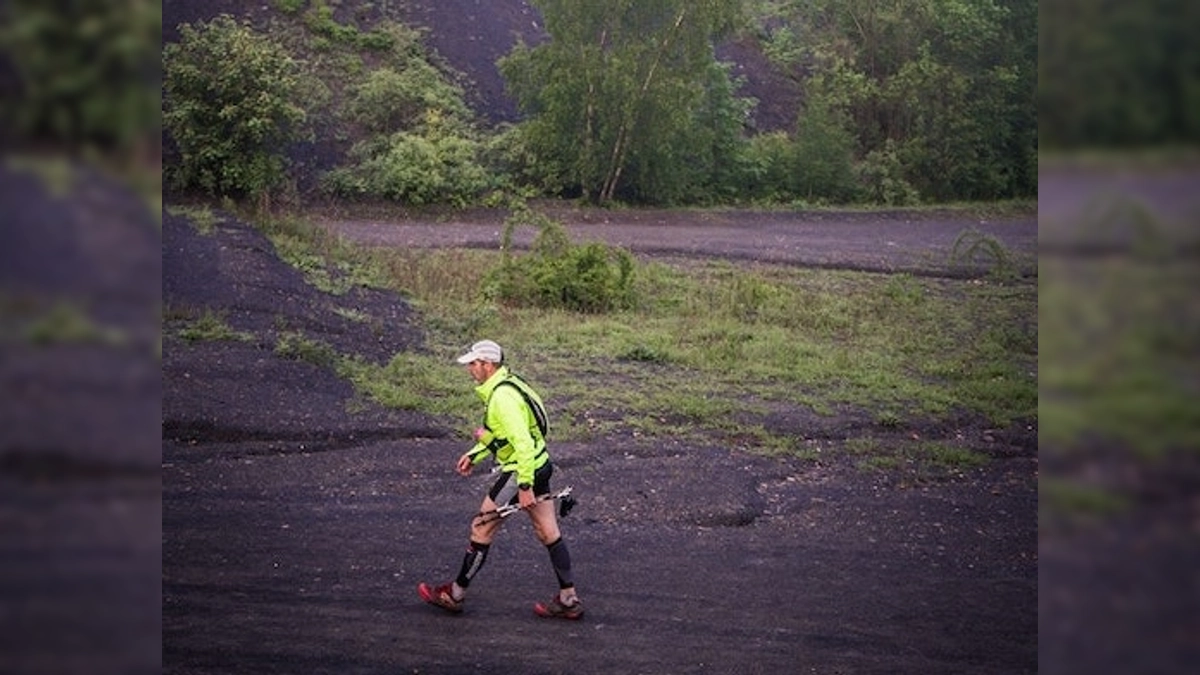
[489,461,553,507]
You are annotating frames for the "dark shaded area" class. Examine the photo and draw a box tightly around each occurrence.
[163,210,421,365]
[0,162,161,675]
[162,208,444,452]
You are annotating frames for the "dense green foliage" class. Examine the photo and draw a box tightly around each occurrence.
[492,0,1039,204]
[750,0,1037,201]
[740,101,859,203]
[322,127,490,206]
[0,0,160,156]
[157,1,1042,206]
[154,0,1182,207]
[1040,0,1200,148]
[487,209,637,313]
[498,0,749,204]
[318,26,491,206]
[163,15,308,199]
[7,0,1194,205]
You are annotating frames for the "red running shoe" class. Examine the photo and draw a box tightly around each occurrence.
[534,595,583,620]
[418,582,463,614]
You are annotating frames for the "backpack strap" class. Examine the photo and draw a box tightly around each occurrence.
[495,377,548,438]
[481,376,548,454]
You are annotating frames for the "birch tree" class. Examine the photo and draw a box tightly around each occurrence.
[500,0,744,204]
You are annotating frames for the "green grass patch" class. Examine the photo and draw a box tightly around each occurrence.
[339,351,477,427]
[1039,477,1131,525]
[231,208,1037,464]
[174,308,255,343]
[258,213,393,295]
[387,250,1035,451]
[1040,257,1200,457]
[275,331,338,369]
[17,302,127,346]
[167,205,221,234]
[849,436,989,478]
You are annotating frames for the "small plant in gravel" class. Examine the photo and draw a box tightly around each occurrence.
[331,306,371,323]
[876,410,903,428]
[167,205,220,234]
[21,302,126,346]
[950,228,1020,281]
[176,309,254,343]
[275,331,338,369]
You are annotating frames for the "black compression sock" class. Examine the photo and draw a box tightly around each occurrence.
[455,541,490,588]
[546,537,573,589]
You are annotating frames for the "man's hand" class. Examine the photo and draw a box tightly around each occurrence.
[455,453,474,476]
[518,486,536,509]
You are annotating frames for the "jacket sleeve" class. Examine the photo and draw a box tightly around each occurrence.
[466,441,489,464]
[488,386,539,485]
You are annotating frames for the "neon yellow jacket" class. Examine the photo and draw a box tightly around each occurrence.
[466,366,548,486]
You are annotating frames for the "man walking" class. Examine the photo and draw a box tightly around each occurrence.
[418,339,582,619]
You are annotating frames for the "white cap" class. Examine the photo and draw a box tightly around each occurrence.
[456,340,504,364]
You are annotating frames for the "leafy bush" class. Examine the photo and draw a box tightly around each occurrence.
[0,0,160,154]
[791,98,860,203]
[321,128,490,205]
[479,123,571,198]
[345,64,471,135]
[163,15,308,199]
[740,132,795,203]
[487,209,637,313]
[856,140,921,206]
[736,118,860,206]
[320,24,484,206]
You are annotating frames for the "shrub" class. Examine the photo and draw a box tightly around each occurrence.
[346,64,471,135]
[792,99,861,203]
[321,128,489,206]
[487,209,637,313]
[163,15,308,199]
[856,139,921,206]
[0,0,160,154]
[740,132,795,202]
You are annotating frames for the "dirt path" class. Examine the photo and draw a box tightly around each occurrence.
[164,437,1036,675]
[316,207,1038,278]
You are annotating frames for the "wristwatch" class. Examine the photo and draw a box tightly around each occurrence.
[518,482,532,491]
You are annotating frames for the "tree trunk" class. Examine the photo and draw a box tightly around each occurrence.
[598,8,688,203]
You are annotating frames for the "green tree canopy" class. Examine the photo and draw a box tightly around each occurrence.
[163,14,308,200]
[499,0,747,204]
[1040,0,1200,148]
[0,0,160,155]
[752,0,1036,200]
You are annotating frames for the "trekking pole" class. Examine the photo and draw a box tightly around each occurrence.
[473,486,576,525]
